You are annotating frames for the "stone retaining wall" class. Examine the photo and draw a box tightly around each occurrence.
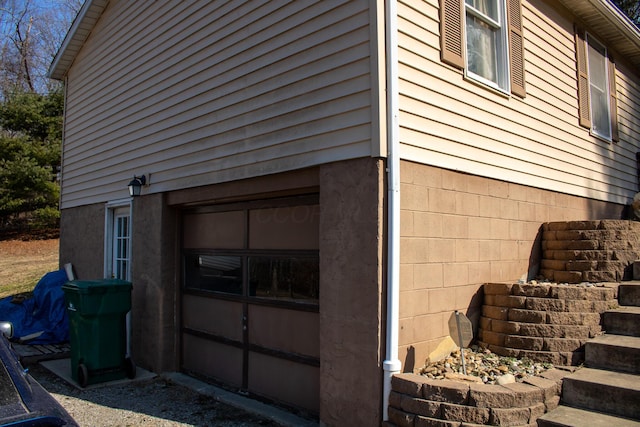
[541,220,640,283]
[386,369,568,427]
[478,282,618,365]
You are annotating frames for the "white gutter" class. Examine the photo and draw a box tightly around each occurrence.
[382,0,401,421]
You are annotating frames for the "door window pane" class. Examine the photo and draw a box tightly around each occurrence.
[113,214,130,280]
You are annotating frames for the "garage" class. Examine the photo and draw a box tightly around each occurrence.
[180,195,320,414]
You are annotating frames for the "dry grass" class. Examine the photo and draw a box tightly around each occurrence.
[0,239,59,299]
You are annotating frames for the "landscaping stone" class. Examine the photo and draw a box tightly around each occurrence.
[392,373,424,397]
[393,347,559,427]
[418,347,552,385]
[541,220,640,283]
[468,384,515,408]
[421,379,470,404]
[441,403,490,424]
[388,407,414,427]
[402,396,442,418]
[415,416,461,427]
[489,406,530,426]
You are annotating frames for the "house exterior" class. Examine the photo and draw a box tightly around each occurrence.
[49,0,640,425]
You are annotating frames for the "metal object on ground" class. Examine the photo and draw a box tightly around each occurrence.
[448,311,474,375]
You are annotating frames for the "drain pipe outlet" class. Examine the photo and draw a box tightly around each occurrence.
[383,0,402,421]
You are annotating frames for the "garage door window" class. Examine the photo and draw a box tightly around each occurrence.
[184,254,242,295]
[182,197,320,306]
[249,256,319,301]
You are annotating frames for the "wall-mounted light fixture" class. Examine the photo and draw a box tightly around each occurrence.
[127,175,146,197]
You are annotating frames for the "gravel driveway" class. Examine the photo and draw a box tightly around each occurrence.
[28,363,300,427]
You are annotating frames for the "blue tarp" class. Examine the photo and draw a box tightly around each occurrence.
[0,269,69,344]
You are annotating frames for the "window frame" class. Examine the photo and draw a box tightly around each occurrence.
[575,26,619,143]
[586,32,611,141]
[464,0,510,93]
[440,0,526,97]
[182,249,320,309]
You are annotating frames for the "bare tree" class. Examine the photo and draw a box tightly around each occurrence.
[0,0,80,97]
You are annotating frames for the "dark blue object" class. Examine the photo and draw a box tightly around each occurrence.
[0,335,76,426]
[0,270,69,344]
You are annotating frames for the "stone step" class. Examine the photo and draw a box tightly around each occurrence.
[619,283,640,306]
[603,306,640,336]
[562,367,640,419]
[538,405,640,427]
[585,334,640,374]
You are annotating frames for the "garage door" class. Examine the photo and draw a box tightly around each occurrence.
[180,196,319,413]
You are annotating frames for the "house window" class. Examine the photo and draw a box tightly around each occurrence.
[440,0,526,97]
[465,0,509,91]
[575,28,619,142]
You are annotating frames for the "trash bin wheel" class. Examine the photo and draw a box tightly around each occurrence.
[125,357,136,379]
[77,363,88,388]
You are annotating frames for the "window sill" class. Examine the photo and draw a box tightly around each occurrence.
[463,73,511,99]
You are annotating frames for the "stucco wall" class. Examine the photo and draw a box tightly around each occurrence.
[59,203,105,280]
[319,157,385,426]
[399,161,624,373]
[131,192,178,373]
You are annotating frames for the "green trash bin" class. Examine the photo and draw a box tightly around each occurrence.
[62,279,135,387]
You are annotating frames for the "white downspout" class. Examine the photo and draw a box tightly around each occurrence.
[383,0,401,421]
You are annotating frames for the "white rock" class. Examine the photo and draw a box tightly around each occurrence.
[496,373,516,385]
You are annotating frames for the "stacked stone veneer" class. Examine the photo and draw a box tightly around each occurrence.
[541,220,640,283]
[478,282,617,365]
[386,369,566,427]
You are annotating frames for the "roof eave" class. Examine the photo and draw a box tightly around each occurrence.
[558,0,640,68]
[48,0,109,81]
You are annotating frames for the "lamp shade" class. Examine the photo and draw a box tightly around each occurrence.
[127,175,146,197]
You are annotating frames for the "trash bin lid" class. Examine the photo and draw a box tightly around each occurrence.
[62,279,132,293]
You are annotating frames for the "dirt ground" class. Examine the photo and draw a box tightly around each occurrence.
[28,364,281,427]
[0,238,60,298]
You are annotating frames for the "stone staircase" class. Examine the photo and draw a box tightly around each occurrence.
[538,283,640,426]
